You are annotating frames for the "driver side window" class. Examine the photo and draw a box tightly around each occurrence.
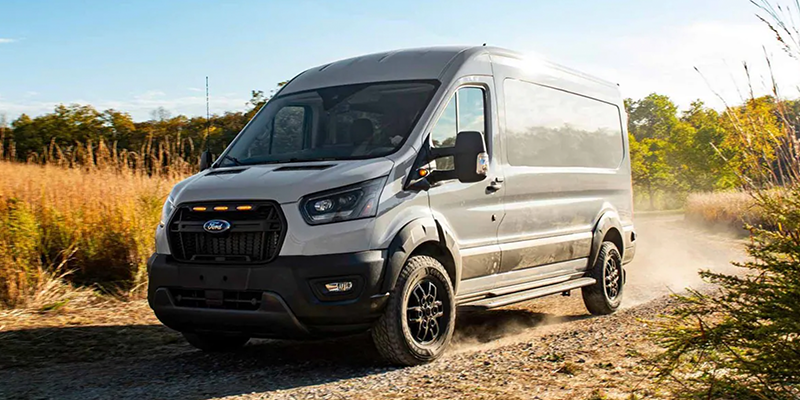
[430,95,457,149]
[430,86,486,170]
[271,106,307,154]
[247,106,307,158]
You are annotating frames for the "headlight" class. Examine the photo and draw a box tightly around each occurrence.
[300,176,387,225]
[160,196,176,226]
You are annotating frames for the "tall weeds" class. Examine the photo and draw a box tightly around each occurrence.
[685,190,764,228]
[0,139,187,308]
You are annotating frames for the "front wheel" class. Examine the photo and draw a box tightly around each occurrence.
[371,255,456,366]
[582,241,624,315]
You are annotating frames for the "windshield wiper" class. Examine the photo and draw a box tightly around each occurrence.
[218,155,243,167]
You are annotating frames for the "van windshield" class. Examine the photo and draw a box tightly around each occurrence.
[218,81,439,167]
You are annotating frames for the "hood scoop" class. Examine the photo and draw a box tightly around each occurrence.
[205,167,249,176]
[274,164,335,171]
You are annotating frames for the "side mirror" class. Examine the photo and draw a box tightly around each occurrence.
[199,150,214,171]
[408,131,488,190]
[453,131,488,183]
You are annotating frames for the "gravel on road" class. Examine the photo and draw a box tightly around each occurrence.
[0,216,747,400]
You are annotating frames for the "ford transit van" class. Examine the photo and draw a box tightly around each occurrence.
[148,46,636,366]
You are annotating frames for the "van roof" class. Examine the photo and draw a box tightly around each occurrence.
[280,46,617,95]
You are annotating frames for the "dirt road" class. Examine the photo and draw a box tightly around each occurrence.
[0,215,747,400]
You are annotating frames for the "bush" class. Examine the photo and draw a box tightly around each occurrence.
[653,188,800,399]
[0,200,41,304]
[651,2,800,396]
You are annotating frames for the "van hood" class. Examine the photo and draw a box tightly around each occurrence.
[170,157,394,205]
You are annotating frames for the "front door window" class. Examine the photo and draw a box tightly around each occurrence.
[429,86,486,170]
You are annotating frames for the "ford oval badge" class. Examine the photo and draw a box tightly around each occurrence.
[203,219,231,234]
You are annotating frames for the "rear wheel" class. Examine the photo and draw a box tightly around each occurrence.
[182,332,250,352]
[371,255,456,366]
[582,241,624,315]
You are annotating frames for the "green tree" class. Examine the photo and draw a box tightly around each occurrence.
[626,93,679,140]
[101,109,136,148]
[0,113,9,159]
[626,94,680,208]
[671,100,737,192]
[720,96,784,185]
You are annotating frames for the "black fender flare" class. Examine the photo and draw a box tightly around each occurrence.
[589,210,624,269]
[380,218,463,294]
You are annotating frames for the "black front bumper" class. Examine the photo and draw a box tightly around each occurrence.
[147,251,389,338]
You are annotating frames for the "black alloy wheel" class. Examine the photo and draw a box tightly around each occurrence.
[406,279,446,345]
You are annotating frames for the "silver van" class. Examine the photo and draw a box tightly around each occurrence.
[148,46,636,366]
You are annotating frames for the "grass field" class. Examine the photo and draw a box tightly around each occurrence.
[685,190,771,230]
[0,161,181,308]
[0,158,765,310]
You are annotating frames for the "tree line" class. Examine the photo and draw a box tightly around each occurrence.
[1,87,797,209]
[626,93,800,208]
[0,86,282,175]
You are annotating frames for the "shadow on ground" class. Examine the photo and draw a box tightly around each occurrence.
[454,307,593,343]
[0,307,589,399]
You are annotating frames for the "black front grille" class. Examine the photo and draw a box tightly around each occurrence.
[168,201,285,264]
[171,288,263,311]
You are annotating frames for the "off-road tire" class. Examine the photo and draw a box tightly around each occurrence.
[371,255,456,366]
[582,241,624,315]
[182,332,250,352]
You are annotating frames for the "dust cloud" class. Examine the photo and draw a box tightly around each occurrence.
[622,213,748,308]
[451,213,749,349]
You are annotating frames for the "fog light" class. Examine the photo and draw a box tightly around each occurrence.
[324,281,354,293]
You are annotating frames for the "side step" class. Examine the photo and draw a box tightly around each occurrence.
[459,277,596,310]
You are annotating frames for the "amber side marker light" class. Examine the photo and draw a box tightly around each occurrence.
[192,206,207,212]
[418,168,429,177]
[213,206,229,211]
[236,205,253,211]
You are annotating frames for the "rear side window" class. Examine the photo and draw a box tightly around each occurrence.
[503,79,623,168]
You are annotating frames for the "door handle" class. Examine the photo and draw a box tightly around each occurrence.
[486,177,503,193]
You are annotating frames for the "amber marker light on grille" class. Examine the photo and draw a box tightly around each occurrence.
[236,205,253,211]
[213,206,229,211]
[192,206,207,212]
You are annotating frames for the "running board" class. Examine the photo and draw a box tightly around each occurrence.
[458,277,596,309]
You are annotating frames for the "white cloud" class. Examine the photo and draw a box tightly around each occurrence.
[581,21,800,110]
[0,38,17,44]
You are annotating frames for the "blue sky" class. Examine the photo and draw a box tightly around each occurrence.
[1,0,797,121]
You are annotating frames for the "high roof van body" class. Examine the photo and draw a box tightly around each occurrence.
[148,46,636,365]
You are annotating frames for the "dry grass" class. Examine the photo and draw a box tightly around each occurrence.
[685,190,763,227]
[0,161,184,308]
